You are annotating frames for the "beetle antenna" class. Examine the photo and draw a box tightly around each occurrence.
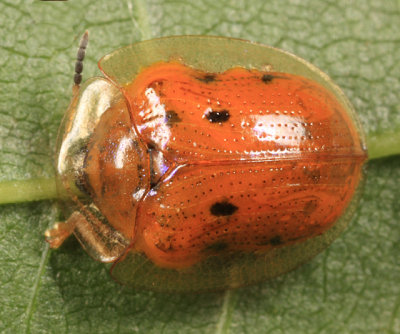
[73,30,89,93]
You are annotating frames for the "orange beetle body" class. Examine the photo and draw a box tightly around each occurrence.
[48,36,367,291]
[121,62,365,268]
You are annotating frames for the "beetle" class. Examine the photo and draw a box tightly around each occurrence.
[45,33,367,292]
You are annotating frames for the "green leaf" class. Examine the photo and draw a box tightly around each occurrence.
[0,0,399,333]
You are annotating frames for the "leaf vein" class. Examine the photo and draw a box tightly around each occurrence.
[24,244,50,334]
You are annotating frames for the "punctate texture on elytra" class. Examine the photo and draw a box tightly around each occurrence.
[118,62,366,268]
[50,36,367,291]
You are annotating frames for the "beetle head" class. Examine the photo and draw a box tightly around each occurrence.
[56,78,150,240]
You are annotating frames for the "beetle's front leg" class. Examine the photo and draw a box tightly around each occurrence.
[45,207,130,263]
[45,218,77,249]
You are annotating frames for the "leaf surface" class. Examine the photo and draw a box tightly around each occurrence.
[0,0,399,333]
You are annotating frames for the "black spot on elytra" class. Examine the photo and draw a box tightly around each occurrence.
[196,74,216,83]
[204,241,229,252]
[210,200,238,216]
[269,235,283,246]
[206,109,230,123]
[261,74,275,83]
[165,110,182,127]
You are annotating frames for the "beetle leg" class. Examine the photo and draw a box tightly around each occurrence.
[45,221,75,249]
[73,206,131,263]
[47,206,130,263]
